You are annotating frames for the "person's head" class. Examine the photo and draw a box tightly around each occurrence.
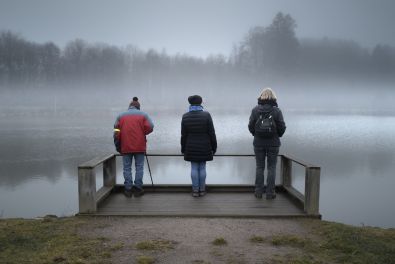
[129,96,140,109]
[188,95,203,106]
[258,87,277,101]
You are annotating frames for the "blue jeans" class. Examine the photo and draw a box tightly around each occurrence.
[191,161,206,192]
[123,153,144,190]
[254,146,279,195]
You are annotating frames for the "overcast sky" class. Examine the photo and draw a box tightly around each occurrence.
[1,0,395,57]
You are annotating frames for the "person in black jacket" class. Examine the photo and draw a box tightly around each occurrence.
[248,88,286,200]
[181,95,217,197]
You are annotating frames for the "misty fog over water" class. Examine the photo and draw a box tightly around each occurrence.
[1,7,395,227]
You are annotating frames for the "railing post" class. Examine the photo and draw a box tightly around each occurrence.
[304,167,320,215]
[78,167,97,213]
[103,155,116,187]
[281,155,292,188]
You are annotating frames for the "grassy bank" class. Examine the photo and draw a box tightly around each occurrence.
[255,220,395,264]
[0,216,115,264]
[0,217,394,264]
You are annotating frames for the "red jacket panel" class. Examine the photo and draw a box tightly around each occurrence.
[113,107,154,154]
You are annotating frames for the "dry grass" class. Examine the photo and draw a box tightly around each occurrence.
[136,255,155,264]
[135,239,176,251]
[0,217,117,264]
[249,235,266,243]
[212,237,228,246]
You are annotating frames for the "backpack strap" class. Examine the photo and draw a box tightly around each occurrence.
[259,109,274,119]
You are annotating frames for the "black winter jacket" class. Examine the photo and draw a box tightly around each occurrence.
[181,110,217,161]
[248,99,286,147]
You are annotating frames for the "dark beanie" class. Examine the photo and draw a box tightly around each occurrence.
[188,95,202,106]
[129,97,140,110]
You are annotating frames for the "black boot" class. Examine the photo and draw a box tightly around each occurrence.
[133,187,145,197]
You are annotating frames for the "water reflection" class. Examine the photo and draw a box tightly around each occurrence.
[114,156,257,185]
[0,174,77,218]
[1,112,395,227]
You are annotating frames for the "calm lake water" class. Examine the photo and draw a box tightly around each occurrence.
[0,109,394,228]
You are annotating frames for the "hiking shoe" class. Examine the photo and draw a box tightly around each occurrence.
[192,191,199,197]
[199,191,206,197]
[254,192,263,199]
[133,187,144,197]
[123,188,132,198]
[266,193,277,200]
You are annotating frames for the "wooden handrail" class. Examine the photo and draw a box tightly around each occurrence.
[280,153,319,168]
[79,154,115,169]
[280,154,321,216]
[115,153,257,157]
[78,154,116,213]
[78,153,321,216]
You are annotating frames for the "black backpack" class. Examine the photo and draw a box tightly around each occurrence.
[254,110,276,137]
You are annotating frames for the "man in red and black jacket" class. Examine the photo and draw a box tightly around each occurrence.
[113,97,154,197]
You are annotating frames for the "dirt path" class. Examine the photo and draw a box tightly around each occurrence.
[82,217,311,264]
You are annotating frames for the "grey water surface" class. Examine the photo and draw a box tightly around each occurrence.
[0,110,394,228]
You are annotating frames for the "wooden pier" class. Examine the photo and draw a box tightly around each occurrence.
[78,154,321,218]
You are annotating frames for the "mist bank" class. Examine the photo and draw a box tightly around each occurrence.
[1,12,395,115]
[1,12,395,92]
[1,79,394,118]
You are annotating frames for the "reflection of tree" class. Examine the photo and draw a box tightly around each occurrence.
[3,115,395,188]
[0,159,70,187]
[3,142,395,187]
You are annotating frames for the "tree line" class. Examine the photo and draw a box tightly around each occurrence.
[1,12,394,89]
[232,12,395,80]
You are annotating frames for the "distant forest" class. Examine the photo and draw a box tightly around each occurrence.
[1,12,395,89]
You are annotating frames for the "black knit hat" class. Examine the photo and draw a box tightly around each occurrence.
[188,95,202,106]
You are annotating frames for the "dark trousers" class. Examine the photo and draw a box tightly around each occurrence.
[254,146,279,195]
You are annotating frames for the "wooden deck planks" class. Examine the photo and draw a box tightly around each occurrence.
[95,192,305,217]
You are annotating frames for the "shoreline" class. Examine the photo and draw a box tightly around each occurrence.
[1,216,394,263]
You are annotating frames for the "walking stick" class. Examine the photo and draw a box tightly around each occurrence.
[145,153,154,190]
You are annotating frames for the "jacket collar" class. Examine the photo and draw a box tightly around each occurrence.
[258,99,278,107]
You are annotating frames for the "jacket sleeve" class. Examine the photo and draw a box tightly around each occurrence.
[143,113,154,135]
[248,109,256,136]
[275,108,286,137]
[207,114,217,154]
[181,117,186,154]
[113,117,121,153]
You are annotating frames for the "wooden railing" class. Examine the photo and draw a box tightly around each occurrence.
[78,154,116,213]
[281,154,321,216]
[78,153,320,216]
